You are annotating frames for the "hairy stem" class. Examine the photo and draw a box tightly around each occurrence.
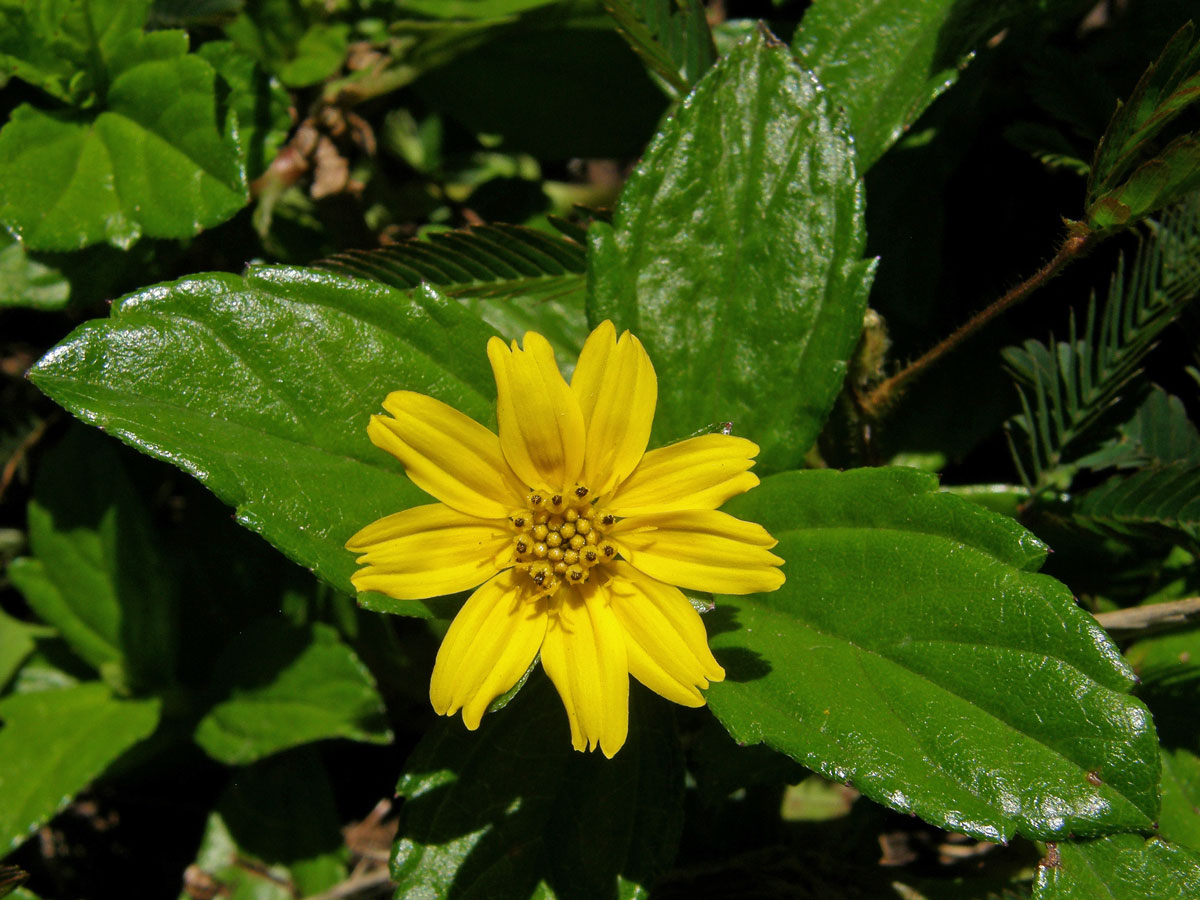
[860,226,1097,418]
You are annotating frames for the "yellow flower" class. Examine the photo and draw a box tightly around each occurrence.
[346,321,784,757]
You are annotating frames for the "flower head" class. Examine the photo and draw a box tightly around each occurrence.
[346,321,784,756]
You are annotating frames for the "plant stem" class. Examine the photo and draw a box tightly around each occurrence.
[860,225,1096,418]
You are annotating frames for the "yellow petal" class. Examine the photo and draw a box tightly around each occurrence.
[429,570,548,729]
[369,391,526,518]
[608,562,724,706]
[539,581,629,757]
[487,332,585,491]
[606,434,760,516]
[570,321,657,498]
[611,510,785,595]
[346,503,511,600]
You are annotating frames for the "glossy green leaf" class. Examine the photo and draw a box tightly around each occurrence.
[0,48,247,251]
[1160,747,1200,854]
[30,268,500,618]
[180,748,347,900]
[0,682,160,854]
[194,621,390,764]
[392,676,683,900]
[792,0,1015,170]
[708,467,1159,842]
[1033,835,1200,899]
[0,234,70,311]
[600,0,716,98]
[588,28,874,472]
[10,428,175,693]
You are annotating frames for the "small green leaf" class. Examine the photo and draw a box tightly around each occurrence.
[0,610,49,694]
[0,233,70,311]
[30,268,500,618]
[0,682,160,854]
[792,0,1018,170]
[588,28,874,473]
[1033,834,1200,899]
[392,676,683,900]
[198,40,292,181]
[181,748,347,899]
[194,621,390,765]
[10,427,176,693]
[708,467,1160,842]
[0,50,248,250]
[1160,747,1200,854]
[277,22,348,87]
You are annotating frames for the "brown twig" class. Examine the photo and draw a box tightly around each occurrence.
[1093,597,1200,635]
[0,414,53,503]
[859,226,1097,418]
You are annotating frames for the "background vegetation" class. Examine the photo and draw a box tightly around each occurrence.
[2,0,1200,898]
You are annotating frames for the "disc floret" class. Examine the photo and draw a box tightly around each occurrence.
[506,485,615,598]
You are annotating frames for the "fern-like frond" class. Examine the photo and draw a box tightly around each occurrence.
[1004,194,1200,490]
[315,222,586,300]
[600,0,716,99]
[314,222,590,352]
[1074,461,1200,546]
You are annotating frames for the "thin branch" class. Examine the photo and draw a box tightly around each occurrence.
[1093,597,1200,635]
[860,226,1097,418]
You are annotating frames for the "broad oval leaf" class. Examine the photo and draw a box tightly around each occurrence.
[193,621,391,765]
[392,676,682,900]
[30,267,501,619]
[587,27,875,473]
[1033,834,1200,900]
[0,682,160,854]
[708,467,1159,842]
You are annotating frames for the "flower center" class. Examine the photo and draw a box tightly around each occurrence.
[506,485,618,599]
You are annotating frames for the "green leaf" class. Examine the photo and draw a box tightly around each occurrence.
[0,610,49,694]
[194,621,390,764]
[10,427,176,693]
[317,223,588,355]
[226,1,347,88]
[149,0,243,29]
[0,49,248,251]
[1160,747,1200,854]
[0,233,70,311]
[180,748,347,899]
[0,682,160,854]
[600,0,716,98]
[30,268,500,618]
[1076,386,1200,472]
[792,0,1019,170]
[393,676,683,900]
[1074,461,1200,544]
[1033,834,1200,899]
[198,39,292,181]
[588,28,874,472]
[0,0,152,104]
[708,467,1160,842]
[1088,22,1200,209]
